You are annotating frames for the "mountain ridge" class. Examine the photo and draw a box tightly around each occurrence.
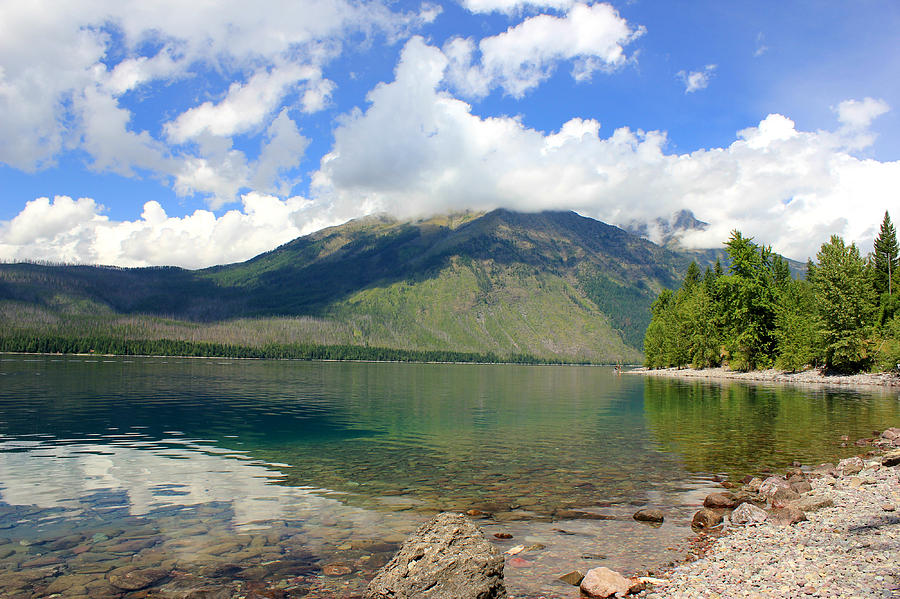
[0,209,719,362]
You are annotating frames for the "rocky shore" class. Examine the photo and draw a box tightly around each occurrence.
[625,430,900,599]
[629,366,900,389]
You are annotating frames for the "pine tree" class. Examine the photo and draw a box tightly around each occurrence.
[873,211,898,296]
[814,235,876,372]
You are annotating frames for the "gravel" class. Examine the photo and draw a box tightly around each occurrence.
[636,460,900,599]
[629,367,900,389]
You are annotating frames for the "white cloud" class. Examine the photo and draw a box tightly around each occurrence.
[0,0,430,202]
[445,3,642,98]
[164,65,318,143]
[835,97,890,130]
[314,38,899,262]
[460,0,574,13]
[0,193,336,269]
[677,64,716,93]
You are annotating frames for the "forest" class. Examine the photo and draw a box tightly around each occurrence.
[644,211,900,373]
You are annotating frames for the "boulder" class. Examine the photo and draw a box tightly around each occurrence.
[882,449,900,468]
[789,479,812,494]
[769,506,807,526]
[107,566,169,591]
[744,477,763,493]
[580,567,643,598]
[881,427,900,441]
[365,513,506,599]
[758,476,790,498]
[729,502,767,526]
[632,509,664,524]
[837,456,864,475]
[769,487,801,509]
[703,492,737,509]
[791,494,834,513]
[691,508,723,530]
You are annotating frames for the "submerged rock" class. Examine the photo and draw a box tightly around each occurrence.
[632,509,665,523]
[365,512,506,599]
[558,570,584,586]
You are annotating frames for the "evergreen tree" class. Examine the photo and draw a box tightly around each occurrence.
[814,235,876,372]
[872,211,899,296]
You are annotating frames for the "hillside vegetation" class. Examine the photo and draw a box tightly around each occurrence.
[644,211,900,373]
[1,209,707,363]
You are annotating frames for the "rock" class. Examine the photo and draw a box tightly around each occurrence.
[107,566,168,591]
[744,477,763,493]
[632,509,664,523]
[770,487,801,509]
[691,508,723,530]
[322,564,352,576]
[365,512,506,599]
[580,567,644,598]
[882,449,900,467]
[729,502,768,526]
[882,504,896,512]
[791,495,834,513]
[837,456,864,475]
[881,427,900,440]
[769,506,807,526]
[789,479,813,494]
[758,476,790,498]
[558,570,584,586]
[703,492,738,509]
[493,532,513,539]
[554,509,616,520]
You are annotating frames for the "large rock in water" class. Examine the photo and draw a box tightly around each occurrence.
[365,513,506,599]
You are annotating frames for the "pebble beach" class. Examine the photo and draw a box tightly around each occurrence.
[630,438,900,599]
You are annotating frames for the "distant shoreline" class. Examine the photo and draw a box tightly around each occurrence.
[629,365,900,389]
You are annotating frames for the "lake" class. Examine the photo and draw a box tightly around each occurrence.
[0,356,897,598]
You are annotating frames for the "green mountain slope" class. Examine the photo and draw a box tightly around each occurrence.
[0,210,701,362]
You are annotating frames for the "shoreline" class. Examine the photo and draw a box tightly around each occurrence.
[628,433,900,599]
[628,365,900,390]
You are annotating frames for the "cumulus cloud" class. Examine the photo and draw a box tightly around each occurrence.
[0,0,431,201]
[445,3,642,97]
[314,37,898,261]
[677,64,716,93]
[460,0,574,13]
[0,194,336,269]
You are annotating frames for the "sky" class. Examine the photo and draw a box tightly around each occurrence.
[0,0,898,268]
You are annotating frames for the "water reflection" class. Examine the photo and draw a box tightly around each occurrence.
[642,377,900,477]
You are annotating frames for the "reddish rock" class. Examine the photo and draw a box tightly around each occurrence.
[507,557,531,568]
[632,509,664,523]
[691,508,723,530]
[323,564,352,576]
[493,533,513,539]
[769,506,807,526]
[107,566,168,591]
[770,487,801,509]
[580,567,643,598]
[729,502,767,526]
[703,492,737,509]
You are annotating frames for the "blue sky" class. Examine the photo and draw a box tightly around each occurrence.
[0,0,898,267]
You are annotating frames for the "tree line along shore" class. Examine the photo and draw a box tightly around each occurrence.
[644,210,900,374]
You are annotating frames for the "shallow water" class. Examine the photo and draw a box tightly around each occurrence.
[0,356,897,598]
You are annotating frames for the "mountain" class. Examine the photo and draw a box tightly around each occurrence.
[0,209,705,363]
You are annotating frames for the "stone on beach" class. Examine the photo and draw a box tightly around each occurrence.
[881,449,900,467]
[837,456,865,475]
[729,502,767,526]
[691,508,723,530]
[790,494,834,513]
[365,512,506,599]
[768,505,807,526]
[702,492,738,509]
[580,566,644,598]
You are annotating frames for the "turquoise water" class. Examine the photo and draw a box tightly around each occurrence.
[0,356,897,598]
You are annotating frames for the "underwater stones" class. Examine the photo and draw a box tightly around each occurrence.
[365,512,506,599]
[558,570,584,586]
[322,563,353,576]
[107,565,169,591]
[632,509,665,523]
